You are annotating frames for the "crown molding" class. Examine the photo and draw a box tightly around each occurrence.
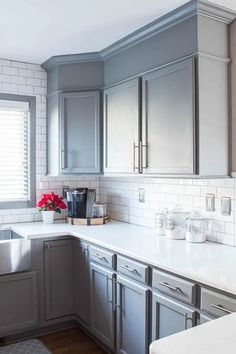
[42,52,102,71]
[41,0,236,69]
[197,0,236,23]
[100,1,197,60]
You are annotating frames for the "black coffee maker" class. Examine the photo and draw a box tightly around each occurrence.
[67,188,96,218]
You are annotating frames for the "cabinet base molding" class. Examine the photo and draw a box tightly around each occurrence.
[4,320,77,345]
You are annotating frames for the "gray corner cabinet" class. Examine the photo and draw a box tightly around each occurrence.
[60,91,101,174]
[44,239,75,320]
[48,90,101,175]
[104,55,229,176]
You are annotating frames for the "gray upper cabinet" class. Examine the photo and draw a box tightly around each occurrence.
[0,271,38,336]
[142,58,195,175]
[44,239,75,320]
[104,78,140,174]
[60,91,101,174]
[152,292,196,341]
[75,240,91,327]
[116,275,149,354]
[90,263,115,351]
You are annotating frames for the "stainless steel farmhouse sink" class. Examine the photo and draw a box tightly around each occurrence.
[0,229,31,275]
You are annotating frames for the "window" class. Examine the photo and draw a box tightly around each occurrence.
[0,94,36,208]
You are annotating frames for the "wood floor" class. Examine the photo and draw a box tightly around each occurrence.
[40,327,108,354]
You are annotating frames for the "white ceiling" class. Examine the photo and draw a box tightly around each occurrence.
[0,0,236,64]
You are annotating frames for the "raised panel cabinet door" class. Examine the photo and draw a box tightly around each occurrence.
[75,241,91,327]
[104,78,140,174]
[0,271,38,336]
[90,263,115,351]
[116,275,149,354]
[142,58,195,175]
[152,292,196,341]
[60,91,101,174]
[44,239,75,320]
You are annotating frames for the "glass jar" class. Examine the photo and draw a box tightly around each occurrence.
[93,202,107,218]
[186,216,208,243]
[155,211,166,236]
[165,208,189,240]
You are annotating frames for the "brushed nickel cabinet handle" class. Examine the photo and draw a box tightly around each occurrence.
[92,253,108,262]
[61,149,65,169]
[120,264,138,274]
[184,313,193,330]
[211,304,233,314]
[157,281,181,292]
[133,142,139,173]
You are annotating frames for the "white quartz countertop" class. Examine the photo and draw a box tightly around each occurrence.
[150,312,236,354]
[10,220,236,295]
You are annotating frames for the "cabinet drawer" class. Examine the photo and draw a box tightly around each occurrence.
[201,288,236,317]
[152,270,197,306]
[90,246,115,269]
[117,255,149,284]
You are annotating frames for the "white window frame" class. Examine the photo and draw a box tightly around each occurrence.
[0,93,36,209]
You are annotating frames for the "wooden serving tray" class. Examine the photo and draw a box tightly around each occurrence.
[65,216,110,226]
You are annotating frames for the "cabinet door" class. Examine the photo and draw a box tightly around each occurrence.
[142,58,195,174]
[116,275,149,354]
[104,78,140,174]
[0,271,38,336]
[199,314,214,324]
[60,91,100,174]
[90,263,115,351]
[75,241,90,326]
[152,292,196,341]
[44,239,75,320]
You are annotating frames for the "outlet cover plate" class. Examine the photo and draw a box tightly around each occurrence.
[206,194,215,212]
[139,188,145,203]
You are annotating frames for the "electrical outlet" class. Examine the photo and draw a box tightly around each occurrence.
[206,194,215,211]
[139,188,145,203]
[62,186,70,199]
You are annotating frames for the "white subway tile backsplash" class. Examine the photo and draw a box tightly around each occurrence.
[99,176,236,247]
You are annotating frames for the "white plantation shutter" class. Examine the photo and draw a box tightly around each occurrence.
[0,100,30,202]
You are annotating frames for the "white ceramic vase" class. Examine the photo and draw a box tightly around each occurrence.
[42,210,54,224]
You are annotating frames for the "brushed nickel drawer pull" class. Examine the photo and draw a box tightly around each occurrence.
[92,253,108,262]
[120,265,138,274]
[211,304,233,314]
[158,281,181,292]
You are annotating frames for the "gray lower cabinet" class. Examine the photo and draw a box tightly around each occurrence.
[44,239,75,320]
[104,78,140,174]
[152,292,196,341]
[142,58,195,175]
[0,271,38,336]
[90,263,115,351]
[116,275,149,354]
[75,241,91,327]
[199,314,213,324]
